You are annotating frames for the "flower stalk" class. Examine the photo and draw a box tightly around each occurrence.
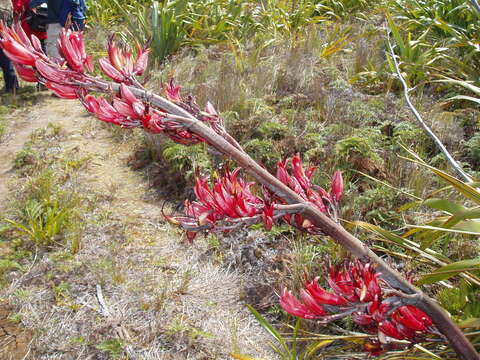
[0,23,477,359]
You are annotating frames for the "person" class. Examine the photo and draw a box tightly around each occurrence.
[0,6,18,93]
[0,49,18,93]
[33,0,85,58]
[60,0,86,32]
[12,0,47,53]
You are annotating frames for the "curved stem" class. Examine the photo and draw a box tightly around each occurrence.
[471,0,480,13]
[386,31,473,183]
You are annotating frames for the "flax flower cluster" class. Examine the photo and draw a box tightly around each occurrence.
[0,22,219,145]
[168,154,343,240]
[280,260,436,355]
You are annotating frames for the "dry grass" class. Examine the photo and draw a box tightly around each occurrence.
[0,98,275,359]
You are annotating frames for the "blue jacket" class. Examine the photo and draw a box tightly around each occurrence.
[30,0,85,24]
[60,0,86,22]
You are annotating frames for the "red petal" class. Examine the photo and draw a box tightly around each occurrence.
[134,48,149,75]
[330,170,343,203]
[292,154,310,190]
[299,289,326,316]
[305,277,347,306]
[13,63,37,82]
[45,82,79,99]
[99,58,125,82]
[81,94,100,113]
[1,38,37,66]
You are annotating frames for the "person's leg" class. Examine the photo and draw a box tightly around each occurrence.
[46,23,63,58]
[40,39,47,55]
[0,49,18,92]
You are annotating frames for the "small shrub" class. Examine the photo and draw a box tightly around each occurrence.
[349,184,405,227]
[437,280,480,321]
[4,170,82,248]
[162,142,213,181]
[257,121,289,140]
[243,138,280,169]
[465,132,480,169]
[336,135,378,161]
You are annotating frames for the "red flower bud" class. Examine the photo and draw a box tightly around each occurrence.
[330,170,343,203]
[304,277,348,306]
[134,47,149,76]
[280,288,325,319]
[1,37,37,66]
[13,63,37,82]
[379,320,403,339]
[45,82,80,99]
[393,306,428,332]
[165,79,182,102]
[99,57,126,83]
[262,204,274,231]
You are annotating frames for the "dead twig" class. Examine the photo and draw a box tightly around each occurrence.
[95,285,137,360]
[386,29,473,183]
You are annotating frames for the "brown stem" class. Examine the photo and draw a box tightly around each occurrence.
[79,80,479,360]
[142,90,478,360]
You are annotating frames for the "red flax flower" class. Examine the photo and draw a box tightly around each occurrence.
[275,155,343,234]
[13,63,37,82]
[280,260,436,355]
[169,167,267,241]
[99,36,149,84]
[57,29,93,73]
[168,156,343,241]
[79,83,207,145]
[0,22,42,66]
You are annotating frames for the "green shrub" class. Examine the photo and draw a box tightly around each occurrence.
[465,132,480,168]
[162,141,213,181]
[437,280,480,321]
[243,138,280,168]
[336,135,378,160]
[257,121,290,140]
[349,184,405,226]
[3,170,82,248]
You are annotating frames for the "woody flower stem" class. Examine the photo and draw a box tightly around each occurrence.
[106,84,478,360]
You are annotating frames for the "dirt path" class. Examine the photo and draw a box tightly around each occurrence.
[0,96,274,359]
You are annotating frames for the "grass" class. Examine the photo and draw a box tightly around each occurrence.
[1,123,87,259]
[0,117,7,140]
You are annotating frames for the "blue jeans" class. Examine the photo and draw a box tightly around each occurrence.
[0,49,18,91]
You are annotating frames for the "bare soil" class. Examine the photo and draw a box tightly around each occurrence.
[0,302,33,360]
[0,95,274,359]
